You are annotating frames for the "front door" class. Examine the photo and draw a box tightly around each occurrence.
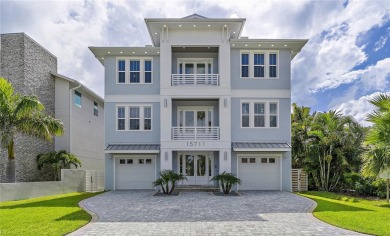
[178,152,213,185]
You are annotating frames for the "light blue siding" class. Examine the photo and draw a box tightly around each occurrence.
[230,49,291,90]
[104,56,160,95]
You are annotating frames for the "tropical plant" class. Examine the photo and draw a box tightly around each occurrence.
[362,93,390,202]
[37,150,82,181]
[0,77,64,182]
[211,171,241,194]
[152,170,187,194]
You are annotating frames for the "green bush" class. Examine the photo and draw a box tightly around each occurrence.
[211,172,241,194]
[354,177,387,198]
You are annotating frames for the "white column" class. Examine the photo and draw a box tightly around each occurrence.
[160,149,172,171]
[219,149,231,173]
[219,97,231,143]
[160,96,172,142]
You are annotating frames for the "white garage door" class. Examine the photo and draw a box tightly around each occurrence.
[115,156,155,190]
[238,156,281,190]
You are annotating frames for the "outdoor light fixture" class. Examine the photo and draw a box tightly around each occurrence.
[165,152,168,160]
[164,98,167,107]
[224,98,228,107]
[224,151,227,160]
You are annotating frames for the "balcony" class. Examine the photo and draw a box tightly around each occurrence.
[172,127,220,140]
[171,74,219,87]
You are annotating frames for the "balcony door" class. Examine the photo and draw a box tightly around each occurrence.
[178,107,213,128]
[178,58,213,75]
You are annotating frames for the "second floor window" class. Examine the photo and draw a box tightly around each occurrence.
[117,105,152,131]
[74,91,82,107]
[117,58,153,84]
[241,101,278,128]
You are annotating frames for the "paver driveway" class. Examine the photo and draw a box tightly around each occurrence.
[71,191,364,235]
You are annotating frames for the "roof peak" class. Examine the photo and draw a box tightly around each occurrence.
[182,13,208,19]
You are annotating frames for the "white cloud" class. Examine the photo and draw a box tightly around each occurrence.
[334,92,390,127]
[374,35,388,51]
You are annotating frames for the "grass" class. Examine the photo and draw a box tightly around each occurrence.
[299,191,390,236]
[0,192,102,236]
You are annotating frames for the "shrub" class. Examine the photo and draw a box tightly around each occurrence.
[152,170,186,195]
[211,172,241,194]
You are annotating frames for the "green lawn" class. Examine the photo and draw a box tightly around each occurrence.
[0,192,102,236]
[299,191,390,236]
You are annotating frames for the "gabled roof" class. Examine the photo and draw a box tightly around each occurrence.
[182,13,208,19]
[232,142,291,152]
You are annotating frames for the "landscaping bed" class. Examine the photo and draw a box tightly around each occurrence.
[0,192,102,236]
[299,191,390,236]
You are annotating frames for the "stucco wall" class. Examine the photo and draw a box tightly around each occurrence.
[0,33,57,182]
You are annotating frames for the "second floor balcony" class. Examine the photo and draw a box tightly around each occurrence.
[172,127,220,140]
[171,74,219,86]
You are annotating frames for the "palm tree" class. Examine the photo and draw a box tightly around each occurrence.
[211,172,241,194]
[152,170,187,194]
[0,77,64,182]
[37,150,82,181]
[363,93,390,202]
[291,103,312,168]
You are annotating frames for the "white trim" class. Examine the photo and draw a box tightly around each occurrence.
[116,57,154,84]
[233,148,291,152]
[240,100,279,128]
[240,50,279,79]
[113,156,116,190]
[106,95,160,103]
[115,104,153,131]
[231,89,290,98]
[105,150,160,154]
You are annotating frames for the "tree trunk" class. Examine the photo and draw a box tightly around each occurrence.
[5,139,16,183]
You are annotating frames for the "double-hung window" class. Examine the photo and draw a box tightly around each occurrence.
[74,91,82,107]
[117,106,125,130]
[240,51,278,78]
[241,101,278,128]
[117,105,152,131]
[130,60,140,83]
[118,60,126,83]
[144,60,152,83]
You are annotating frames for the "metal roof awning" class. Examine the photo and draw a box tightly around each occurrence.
[232,142,291,152]
[105,144,160,154]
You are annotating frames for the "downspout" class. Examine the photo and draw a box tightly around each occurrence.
[69,81,81,154]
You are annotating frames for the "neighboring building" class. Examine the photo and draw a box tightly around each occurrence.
[0,33,104,182]
[90,14,307,191]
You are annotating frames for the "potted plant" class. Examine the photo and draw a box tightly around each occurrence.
[211,171,242,194]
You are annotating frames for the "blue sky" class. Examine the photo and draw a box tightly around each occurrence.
[1,0,389,126]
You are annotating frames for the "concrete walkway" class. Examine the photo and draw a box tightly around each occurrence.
[71,191,364,235]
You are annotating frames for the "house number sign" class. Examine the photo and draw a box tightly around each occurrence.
[186,141,206,147]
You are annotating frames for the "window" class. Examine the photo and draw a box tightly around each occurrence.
[119,159,125,164]
[269,158,276,163]
[269,53,277,77]
[261,158,268,163]
[242,103,250,127]
[94,102,98,116]
[117,107,125,130]
[116,104,153,131]
[249,158,256,163]
[254,53,265,77]
[241,101,278,128]
[254,103,265,127]
[146,159,152,164]
[127,159,133,164]
[144,107,152,130]
[240,51,278,78]
[269,103,278,127]
[118,60,126,83]
[74,91,82,107]
[144,60,152,83]
[129,107,140,130]
[130,60,140,83]
[241,53,249,77]
[138,159,144,164]
[117,58,153,84]
[241,158,248,163]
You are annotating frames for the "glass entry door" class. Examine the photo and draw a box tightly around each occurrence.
[178,153,213,185]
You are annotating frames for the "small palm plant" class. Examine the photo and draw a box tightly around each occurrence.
[211,171,242,194]
[37,150,82,181]
[152,170,187,195]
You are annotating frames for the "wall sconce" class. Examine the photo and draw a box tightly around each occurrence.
[224,151,227,160]
[224,98,227,108]
[164,98,167,108]
[165,151,168,160]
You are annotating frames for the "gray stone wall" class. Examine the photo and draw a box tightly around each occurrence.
[0,33,57,182]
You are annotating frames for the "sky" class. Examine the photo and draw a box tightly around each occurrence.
[1,0,389,126]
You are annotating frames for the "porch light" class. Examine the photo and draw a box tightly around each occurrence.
[164,98,167,107]
[224,151,227,160]
[224,98,228,107]
[165,152,168,160]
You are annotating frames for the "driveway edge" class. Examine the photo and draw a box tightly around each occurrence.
[66,198,100,236]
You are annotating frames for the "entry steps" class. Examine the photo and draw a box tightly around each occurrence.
[176,185,220,192]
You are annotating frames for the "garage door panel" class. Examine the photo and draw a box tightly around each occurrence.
[115,157,155,190]
[238,156,280,191]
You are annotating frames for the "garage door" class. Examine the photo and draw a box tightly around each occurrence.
[115,156,155,189]
[238,156,280,190]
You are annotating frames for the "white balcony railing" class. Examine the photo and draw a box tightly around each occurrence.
[172,127,220,140]
[171,74,219,86]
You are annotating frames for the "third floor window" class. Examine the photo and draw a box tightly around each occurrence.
[240,51,278,79]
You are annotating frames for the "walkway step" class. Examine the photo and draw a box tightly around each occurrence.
[176,185,220,192]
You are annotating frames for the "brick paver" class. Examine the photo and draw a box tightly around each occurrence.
[71,191,364,235]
